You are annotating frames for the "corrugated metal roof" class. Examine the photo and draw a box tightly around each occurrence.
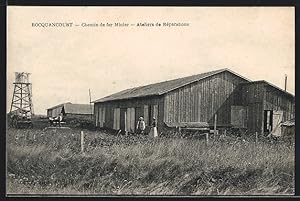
[47,102,71,110]
[64,103,94,115]
[47,102,93,115]
[93,68,250,103]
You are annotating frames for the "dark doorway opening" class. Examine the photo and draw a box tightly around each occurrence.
[264,110,273,134]
[120,108,127,132]
[148,105,152,126]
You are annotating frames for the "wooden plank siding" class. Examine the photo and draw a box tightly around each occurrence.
[94,71,294,135]
[47,106,63,117]
[264,85,295,122]
[238,82,295,134]
[163,71,248,127]
[238,82,265,133]
[94,96,164,131]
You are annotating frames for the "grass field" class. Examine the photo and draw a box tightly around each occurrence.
[6,127,295,195]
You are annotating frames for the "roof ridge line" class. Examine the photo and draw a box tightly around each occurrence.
[93,68,251,103]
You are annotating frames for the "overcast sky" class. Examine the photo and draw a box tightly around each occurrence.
[7,7,295,115]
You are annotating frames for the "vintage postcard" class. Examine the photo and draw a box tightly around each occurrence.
[6,6,295,196]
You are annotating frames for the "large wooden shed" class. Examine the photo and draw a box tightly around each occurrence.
[93,68,294,135]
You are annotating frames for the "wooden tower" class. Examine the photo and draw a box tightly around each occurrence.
[10,72,34,116]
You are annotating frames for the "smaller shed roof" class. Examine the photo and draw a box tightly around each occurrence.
[47,102,93,115]
[64,103,94,115]
[47,102,71,110]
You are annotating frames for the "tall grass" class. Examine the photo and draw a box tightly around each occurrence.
[6,128,294,195]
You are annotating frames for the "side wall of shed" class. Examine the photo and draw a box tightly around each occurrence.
[47,109,52,117]
[237,83,265,133]
[94,96,164,131]
[264,85,295,122]
[237,82,295,134]
[47,106,64,117]
[163,71,248,126]
[65,113,93,121]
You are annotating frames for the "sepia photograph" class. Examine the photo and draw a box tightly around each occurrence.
[6,6,295,196]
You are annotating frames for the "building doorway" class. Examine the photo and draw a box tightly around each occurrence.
[120,108,127,132]
[272,111,284,137]
[143,104,158,126]
[263,110,273,134]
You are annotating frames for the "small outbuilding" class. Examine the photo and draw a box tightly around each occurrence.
[281,118,295,138]
[47,102,93,122]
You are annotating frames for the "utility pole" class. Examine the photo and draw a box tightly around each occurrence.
[284,74,287,92]
[89,89,93,120]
